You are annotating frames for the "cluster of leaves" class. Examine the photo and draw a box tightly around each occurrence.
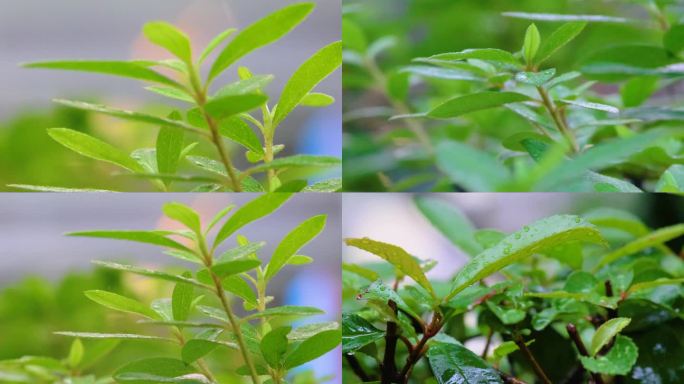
[1,193,341,384]
[343,0,684,192]
[342,195,684,383]
[11,3,342,193]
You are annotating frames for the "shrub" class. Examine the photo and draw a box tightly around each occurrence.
[343,0,684,192]
[0,193,341,383]
[11,3,342,193]
[342,195,684,383]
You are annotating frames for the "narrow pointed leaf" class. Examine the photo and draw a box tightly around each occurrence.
[265,215,327,280]
[200,28,237,63]
[273,41,342,126]
[436,140,511,191]
[156,121,185,180]
[204,93,268,119]
[24,60,180,87]
[243,306,324,321]
[426,92,531,119]
[218,117,263,154]
[415,195,482,256]
[536,22,587,65]
[427,341,503,384]
[260,327,291,368]
[163,202,202,234]
[172,279,194,322]
[209,3,315,81]
[244,155,340,175]
[214,193,293,248]
[85,290,159,320]
[92,261,209,290]
[48,128,143,173]
[68,230,191,252]
[447,215,605,300]
[345,237,435,297]
[590,318,631,356]
[284,329,341,369]
[595,224,684,269]
[143,22,193,64]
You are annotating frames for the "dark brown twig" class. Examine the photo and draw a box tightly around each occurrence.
[604,280,618,320]
[345,354,372,382]
[513,334,552,384]
[499,370,528,384]
[566,323,605,384]
[482,328,494,358]
[381,301,399,384]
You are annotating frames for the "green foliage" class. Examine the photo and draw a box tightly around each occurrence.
[342,195,684,383]
[343,0,684,192]
[1,194,340,384]
[14,3,341,192]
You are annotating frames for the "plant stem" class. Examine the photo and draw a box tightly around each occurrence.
[482,328,494,358]
[604,280,618,319]
[211,273,261,384]
[346,354,373,382]
[381,301,399,384]
[398,313,442,384]
[499,370,528,384]
[536,86,578,153]
[566,323,605,384]
[365,57,433,152]
[188,64,243,192]
[513,334,552,384]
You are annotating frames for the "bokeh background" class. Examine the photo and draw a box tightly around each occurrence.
[0,193,342,382]
[0,0,341,190]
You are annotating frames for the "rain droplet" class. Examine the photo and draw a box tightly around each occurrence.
[523,226,530,232]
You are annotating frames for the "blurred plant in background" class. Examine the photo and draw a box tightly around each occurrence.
[343,0,684,192]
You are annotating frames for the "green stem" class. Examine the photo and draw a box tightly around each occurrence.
[365,57,433,152]
[188,62,243,192]
[212,273,261,384]
[536,86,578,152]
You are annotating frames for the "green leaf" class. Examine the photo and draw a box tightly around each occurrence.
[214,193,293,248]
[54,100,204,135]
[79,340,120,370]
[6,184,118,192]
[47,128,143,173]
[300,92,335,107]
[590,317,631,356]
[172,279,194,322]
[209,3,314,81]
[621,76,659,108]
[656,165,684,193]
[536,22,587,65]
[67,339,84,368]
[414,195,482,256]
[260,327,291,368]
[502,12,636,24]
[55,332,173,342]
[156,121,185,180]
[580,45,672,82]
[436,141,511,191]
[213,75,275,98]
[23,60,180,87]
[446,215,604,300]
[416,48,519,65]
[265,215,326,280]
[515,68,556,86]
[344,238,435,297]
[427,341,503,384]
[580,335,638,375]
[242,306,324,321]
[200,28,236,63]
[302,178,342,192]
[211,259,261,278]
[535,130,666,190]
[628,278,684,293]
[561,99,619,114]
[163,202,202,235]
[222,275,258,307]
[273,41,342,127]
[181,340,220,364]
[523,24,541,64]
[143,22,193,64]
[284,329,341,369]
[218,117,263,154]
[92,261,209,290]
[342,313,384,353]
[69,230,191,252]
[289,322,339,341]
[342,263,380,281]
[425,92,531,119]
[145,86,195,103]
[664,24,684,56]
[206,205,235,233]
[204,93,268,119]
[85,290,159,320]
[244,155,340,176]
[595,224,684,269]
[114,358,195,383]
[342,18,367,52]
